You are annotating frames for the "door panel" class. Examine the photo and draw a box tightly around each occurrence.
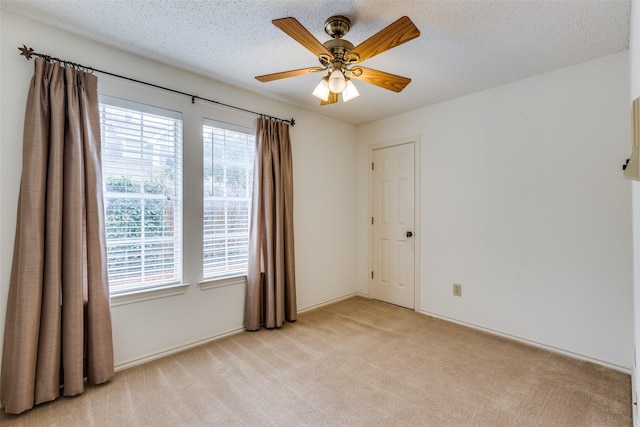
[372,142,415,309]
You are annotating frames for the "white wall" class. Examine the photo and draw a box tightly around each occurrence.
[629,0,640,421]
[0,11,358,369]
[357,51,633,370]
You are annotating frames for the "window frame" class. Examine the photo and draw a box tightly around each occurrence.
[201,118,255,282]
[99,95,186,300]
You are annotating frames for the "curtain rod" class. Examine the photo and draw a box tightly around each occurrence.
[18,45,295,127]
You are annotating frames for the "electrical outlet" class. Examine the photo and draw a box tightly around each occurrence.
[453,284,462,297]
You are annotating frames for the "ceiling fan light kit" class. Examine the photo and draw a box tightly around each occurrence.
[342,79,360,102]
[328,69,347,93]
[255,14,420,106]
[312,76,330,101]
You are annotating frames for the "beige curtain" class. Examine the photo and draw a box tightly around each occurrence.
[624,97,640,180]
[244,117,297,331]
[1,58,114,414]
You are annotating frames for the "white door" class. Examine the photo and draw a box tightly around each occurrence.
[371,142,415,309]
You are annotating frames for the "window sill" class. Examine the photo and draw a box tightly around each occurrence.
[198,275,247,291]
[110,282,190,307]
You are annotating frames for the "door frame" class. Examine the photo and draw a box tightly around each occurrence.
[368,136,421,311]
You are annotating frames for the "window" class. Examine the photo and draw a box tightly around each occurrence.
[203,120,255,279]
[100,96,183,294]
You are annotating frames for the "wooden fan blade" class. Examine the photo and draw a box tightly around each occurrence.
[320,91,339,106]
[350,67,411,92]
[349,16,420,63]
[256,67,324,82]
[273,17,333,58]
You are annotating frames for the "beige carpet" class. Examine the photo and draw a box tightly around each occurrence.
[0,296,632,426]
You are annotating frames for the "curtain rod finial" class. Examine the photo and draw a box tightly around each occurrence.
[18,45,35,60]
[290,118,295,127]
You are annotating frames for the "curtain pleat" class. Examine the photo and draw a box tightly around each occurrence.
[1,58,114,415]
[245,117,296,331]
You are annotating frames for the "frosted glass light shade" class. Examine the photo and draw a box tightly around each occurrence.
[328,70,346,93]
[342,79,360,102]
[312,78,330,101]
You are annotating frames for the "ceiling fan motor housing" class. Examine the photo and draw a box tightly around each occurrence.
[322,38,356,70]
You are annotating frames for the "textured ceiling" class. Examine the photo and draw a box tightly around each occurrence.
[1,0,632,125]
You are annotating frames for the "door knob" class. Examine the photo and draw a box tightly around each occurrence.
[406,231,413,238]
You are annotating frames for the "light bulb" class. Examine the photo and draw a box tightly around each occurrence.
[312,77,330,101]
[328,69,346,93]
[342,79,360,102]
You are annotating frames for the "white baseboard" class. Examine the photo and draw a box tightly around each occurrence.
[297,292,368,314]
[115,295,628,377]
[419,309,632,375]
[114,327,245,372]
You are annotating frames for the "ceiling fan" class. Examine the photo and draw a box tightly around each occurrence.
[255,15,420,105]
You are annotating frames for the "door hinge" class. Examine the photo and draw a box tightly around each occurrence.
[371,271,374,279]
[371,217,374,225]
[371,162,374,171]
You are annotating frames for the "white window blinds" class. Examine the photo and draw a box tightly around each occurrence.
[100,96,183,294]
[203,120,255,279]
